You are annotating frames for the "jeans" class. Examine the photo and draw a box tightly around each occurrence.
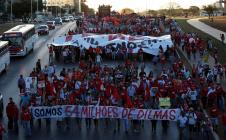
[124,119,130,131]
[22,121,31,136]
[224,125,226,136]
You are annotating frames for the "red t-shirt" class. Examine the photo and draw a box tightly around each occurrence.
[222,114,226,125]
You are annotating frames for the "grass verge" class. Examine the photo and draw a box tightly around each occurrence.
[0,22,22,34]
[199,17,226,32]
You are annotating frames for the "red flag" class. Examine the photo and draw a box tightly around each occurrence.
[65,35,73,42]
[113,87,120,101]
[144,86,150,101]
[125,95,133,108]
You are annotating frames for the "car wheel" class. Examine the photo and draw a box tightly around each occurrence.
[0,102,3,118]
[3,63,7,73]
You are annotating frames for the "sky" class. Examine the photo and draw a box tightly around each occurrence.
[86,0,218,12]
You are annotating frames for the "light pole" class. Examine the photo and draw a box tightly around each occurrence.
[59,0,62,17]
[37,0,39,13]
[31,0,33,20]
[146,0,147,16]
[10,0,13,21]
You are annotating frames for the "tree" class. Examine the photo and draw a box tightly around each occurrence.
[203,5,217,19]
[121,8,134,15]
[189,6,200,16]
[81,2,95,15]
[8,0,43,18]
[147,10,158,16]
[167,2,181,16]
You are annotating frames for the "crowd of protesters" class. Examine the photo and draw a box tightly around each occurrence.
[1,14,226,140]
[74,15,169,36]
[170,19,226,138]
[2,44,222,139]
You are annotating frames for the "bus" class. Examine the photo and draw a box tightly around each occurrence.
[0,41,10,73]
[2,24,36,56]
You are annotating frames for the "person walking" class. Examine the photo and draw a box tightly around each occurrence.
[21,107,32,136]
[6,97,18,131]
[151,119,157,133]
[18,75,26,93]
[0,122,6,140]
[95,54,102,67]
[187,107,197,136]
[36,59,42,73]
[220,34,225,44]
[178,112,188,140]
[222,108,226,137]
[48,45,54,64]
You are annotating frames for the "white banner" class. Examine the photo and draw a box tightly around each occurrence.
[51,34,173,56]
[30,105,180,121]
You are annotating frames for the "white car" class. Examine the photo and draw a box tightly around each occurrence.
[62,17,70,22]
[68,16,74,21]
[37,25,49,35]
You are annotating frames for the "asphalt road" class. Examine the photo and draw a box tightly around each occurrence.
[0,22,213,140]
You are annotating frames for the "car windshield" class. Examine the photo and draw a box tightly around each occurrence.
[4,37,23,46]
[38,26,47,29]
[47,22,53,24]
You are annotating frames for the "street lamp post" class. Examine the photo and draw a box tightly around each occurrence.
[59,0,62,17]
[31,0,33,20]
[37,0,39,13]
[10,0,13,21]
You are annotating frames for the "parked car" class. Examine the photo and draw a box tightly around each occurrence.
[46,21,56,30]
[62,17,70,22]
[0,93,3,118]
[37,25,49,35]
[68,16,74,21]
[54,17,63,25]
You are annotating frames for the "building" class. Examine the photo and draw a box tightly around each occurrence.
[98,5,111,17]
[219,0,226,9]
[0,0,7,15]
[47,0,71,7]
[46,0,81,12]
[46,0,80,7]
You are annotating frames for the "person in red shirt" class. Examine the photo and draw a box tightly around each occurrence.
[6,97,18,131]
[0,122,6,140]
[222,109,226,136]
[216,83,226,111]
[201,86,208,109]
[21,107,32,136]
[209,105,219,131]
[138,48,143,62]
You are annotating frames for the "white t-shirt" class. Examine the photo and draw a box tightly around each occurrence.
[63,51,67,57]
[187,112,197,125]
[75,81,81,90]
[96,55,102,63]
[178,116,188,128]
[189,90,198,101]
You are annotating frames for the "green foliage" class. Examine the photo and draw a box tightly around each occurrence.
[203,5,218,18]
[9,0,43,18]
[81,2,95,15]
[121,8,135,15]
[189,6,200,16]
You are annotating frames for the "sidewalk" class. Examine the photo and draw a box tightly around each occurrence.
[187,18,226,44]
